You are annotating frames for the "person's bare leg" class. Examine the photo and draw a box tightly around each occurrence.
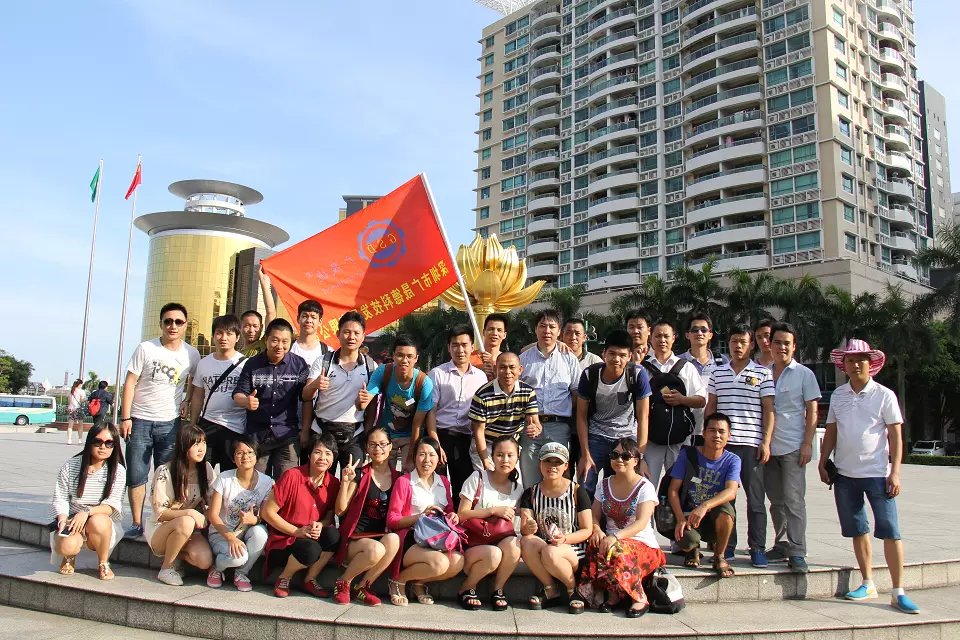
[341,539,382,585]
[364,533,400,583]
[305,551,335,582]
[492,537,521,591]
[461,546,499,591]
[852,533,873,583]
[883,539,904,588]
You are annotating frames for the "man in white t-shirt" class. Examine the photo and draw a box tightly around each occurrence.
[289,299,329,368]
[119,302,201,538]
[190,314,247,472]
[818,339,919,615]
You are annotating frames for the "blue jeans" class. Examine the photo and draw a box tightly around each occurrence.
[519,420,570,488]
[583,432,618,497]
[834,474,901,540]
[126,417,179,488]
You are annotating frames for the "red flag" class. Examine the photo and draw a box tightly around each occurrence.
[125,162,142,200]
[261,175,457,346]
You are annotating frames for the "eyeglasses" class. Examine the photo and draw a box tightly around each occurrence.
[92,439,115,449]
[367,441,391,450]
[235,451,257,459]
[687,327,710,334]
[610,452,636,462]
[162,318,187,327]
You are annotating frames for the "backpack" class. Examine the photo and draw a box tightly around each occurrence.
[582,362,639,418]
[413,511,466,554]
[87,397,101,417]
[643,567,685,614]
[653,445,700,538]
[376,363,426,432]
[642,359,695,445]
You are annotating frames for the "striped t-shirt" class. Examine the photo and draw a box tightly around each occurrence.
[50,456,126,522]
[708,360,775,447]
[518,482,592,558]
[467,379,538,441]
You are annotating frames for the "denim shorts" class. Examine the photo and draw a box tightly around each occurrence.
[126,417,179,488]
[833,474,901,540]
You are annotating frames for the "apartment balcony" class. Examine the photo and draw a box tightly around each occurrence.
[529,127,561,149]
[587,143,640,171]
[587,30,637,59]
[682,0,746,27]
[682,32,760,74]
[588,243,640,267]
[583,6,637,41]
[885,151,913,175]
[588,74,639,105]
[684,56,761,95]
[685,108,763,147]
[586,121,640,150]
[876,22,904,49]
[587,219,640,243]
[885,179,914,200]
[587,96,639,127]
[530,107,561,127]
[527,261,560,278]
[527,239,560,257]
[529,149,561,169]
[688,249,769,271]
[527,194,561,213]
[883,125,910,150]
[685,83,762,122]
[878,48,906,73]
[683,6,758,48]
[686,138,765,173]
[528,214,560,233]
[587,193,641,218]
[874,0,904,28]
[589,169,640,194]
[888,205,916,229]
[585,50,639,84]
[882,99,909,125]
[893,261,919,281]
[529,86,561,108]
[886,232,917,254]
[530,64,562,88]
[880,73,907,99]
[531,6,562,28]
[588,269,641,291]
[530,45,562,65]
[685,164,766,199]
[686,192,767,225]
[686,220,767,252]
[530,26,561,48]
[529,171,561,190]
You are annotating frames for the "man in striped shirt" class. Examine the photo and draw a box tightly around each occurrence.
[469,352,541,476]
[706,324,775,567]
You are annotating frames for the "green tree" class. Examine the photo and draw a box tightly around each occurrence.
[915,221,960,326]
[538,285,586,322]
[610,275,679,327]
[726,269,777,329]
[771,274,825,361]
[669,259,728,328]
[83,370,101,392]
[0,350,33,394]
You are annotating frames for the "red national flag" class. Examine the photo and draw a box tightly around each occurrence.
[125,162,142,200]
[260,174,458,346]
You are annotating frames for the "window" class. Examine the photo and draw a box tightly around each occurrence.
[796,202,818,220]
[664,126,682,143]
[502,132,527,151]
[832,7,844,27]
[793,143,816,162]
[665,151,683,168]
[480,166,491,180]
[504,54,528,73]
[663,102,681,119]
[834,36,846,54]
[840,146,853,165]
[485,53,494,67]
[662,29,680,48]
[774,236,795,255]
[844,233,857,252]
[480,186,490,200]
[662,78,681,94]
[665,229,683,245]
[772,178,794,196]
[483,72,494,86]
[838,117,851,137]
[482,109,492,122]
[500,196,525,213]
[796,231,820,250]
[501,152,526,171]
[794,172,818,191]
[665,176,683,193]
[838,91,848,108]
[503,73,527,91]
[485,35,495,48]
[479,206,490,219]
[842,203,856,222]
[500,175,525,190]
[640,155,659,172]
[666,255,684,270]
[481,128,492,141]
[641,257,659,274]
[770,149,792,168]
[641,231,658,247]
[841,174,854,193]
[483,91,493,104]
[480,147,491,160]
[835,62,847,81]
[499,216,525,233]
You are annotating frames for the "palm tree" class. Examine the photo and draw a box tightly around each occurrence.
[669,259,728,327]
[83,371,101,393]
[390,307,469,370]
[915,221,960,326]
[726,269,777,329]
[817,286,883,357]
[538,284,587,322]
[610,275,679,327]
[771,275,825,361]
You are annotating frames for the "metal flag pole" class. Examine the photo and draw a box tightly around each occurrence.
[419,173,486,352]
[79,159,104,384]
[112,155,141,427]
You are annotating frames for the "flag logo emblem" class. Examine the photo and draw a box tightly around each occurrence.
[358,220,405,268]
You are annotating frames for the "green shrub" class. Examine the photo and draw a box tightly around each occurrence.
[906,455,960,467]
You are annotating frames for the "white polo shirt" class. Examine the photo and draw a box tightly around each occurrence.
[309,351,374,425]
[519,344,581,417]
[708,359,775,447]
[826,379,902,478]
[645,353,708,403]
[410,471,448,514]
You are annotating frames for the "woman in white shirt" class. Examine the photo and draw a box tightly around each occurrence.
[456,435,523,611]
[66,379,86,444]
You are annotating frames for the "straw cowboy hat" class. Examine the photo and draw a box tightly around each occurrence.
[830,338,886,376]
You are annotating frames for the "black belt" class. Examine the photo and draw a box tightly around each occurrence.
[540,415,570,423]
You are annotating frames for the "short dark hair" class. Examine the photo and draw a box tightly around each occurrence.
[160,302,187,320]
[771,321,797,341]
[484,313,509,331]
[562,318,586,332]
[535,309,562,326]
[298,299,323,317]
[305,432,339,460]
[211,314,240,336]
[687,312,713,332]
[610,437,641,459]
[728,324,753,340]
[704,412,732,431]
[624,310,651,327]
[339,310,366,331]
[393,334,418,353]
[265,318,295,337]
[230,435,259,457]
[652,318,676,335]
[240,310,263,324]
[447,324,474,344]
[97,380,108,390]
[413,436,442,459]
[754,318,774,332]
[604,330,632,351]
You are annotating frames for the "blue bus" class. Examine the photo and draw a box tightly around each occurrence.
[0,394,57,426]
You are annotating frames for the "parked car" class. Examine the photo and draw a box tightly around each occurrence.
[912,440,946,456]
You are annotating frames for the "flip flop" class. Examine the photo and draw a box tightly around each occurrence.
[713,557,735,578]
[684,548,701,568]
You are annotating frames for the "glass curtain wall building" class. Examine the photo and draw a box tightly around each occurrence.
[474,0,933,299]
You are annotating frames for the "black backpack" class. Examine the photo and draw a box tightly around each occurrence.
[641,359,695,446]
[582,362,638,418]
[653,445,700,538]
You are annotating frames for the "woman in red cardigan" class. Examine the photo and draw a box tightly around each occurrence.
[385,436,464,606]
[331,427,401,606]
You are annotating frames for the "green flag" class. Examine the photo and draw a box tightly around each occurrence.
[89,166,100,203]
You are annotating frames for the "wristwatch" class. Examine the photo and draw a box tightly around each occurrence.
[120,418,132,422]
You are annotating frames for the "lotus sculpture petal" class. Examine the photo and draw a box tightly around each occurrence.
[441,232,545,330]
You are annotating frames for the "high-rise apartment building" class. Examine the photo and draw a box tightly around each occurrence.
[919,81,950,232]
[474,0,933,302]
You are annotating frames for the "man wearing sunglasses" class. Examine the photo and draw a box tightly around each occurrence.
[679,313,728,444]
[119,302,201,539]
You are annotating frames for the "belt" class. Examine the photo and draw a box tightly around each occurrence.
[540,415,570,423]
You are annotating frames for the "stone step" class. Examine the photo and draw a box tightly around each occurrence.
[0,541,956,640]
[3,513,958,605]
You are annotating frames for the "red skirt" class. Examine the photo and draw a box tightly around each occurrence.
[578,539,665,605]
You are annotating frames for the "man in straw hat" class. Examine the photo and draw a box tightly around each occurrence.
[818,338,919,614]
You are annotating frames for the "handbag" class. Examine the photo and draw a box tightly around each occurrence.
[198,357,246,437]
[461,471,516,547]
[413,511,466,553]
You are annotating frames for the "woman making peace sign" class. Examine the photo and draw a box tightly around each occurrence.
[332,426,402,605]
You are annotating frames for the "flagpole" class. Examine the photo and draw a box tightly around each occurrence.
[112,155,141,427]
[419,173,486,352]
[78,159,103,383]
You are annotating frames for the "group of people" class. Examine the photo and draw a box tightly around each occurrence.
[48,281,920,615]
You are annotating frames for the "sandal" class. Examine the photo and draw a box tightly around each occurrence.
[387,578,408,607]
[491,589,508,612]
[713,557,735,579]
[528,583,563,610]
[458,588,482,611]
[410,582,434,605]
[98,562,114,581]
[684,548,701,568]
[58,556,76,576]
[567,588,586,615]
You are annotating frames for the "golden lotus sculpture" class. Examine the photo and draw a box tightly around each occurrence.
[441,232,545,332]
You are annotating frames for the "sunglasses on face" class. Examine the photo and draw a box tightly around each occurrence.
[92,439,115,449]
[162,318,187,327]
[610,451,636,462]
[687,327,710,334]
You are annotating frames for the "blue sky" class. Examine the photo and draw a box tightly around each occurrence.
[1,0,958,385]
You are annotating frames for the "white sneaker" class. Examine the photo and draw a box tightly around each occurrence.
[157,567,183,586]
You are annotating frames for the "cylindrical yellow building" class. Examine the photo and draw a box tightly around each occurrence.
[135,180,288,355]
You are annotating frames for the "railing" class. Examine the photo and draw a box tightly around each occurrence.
[686,57,760,89]
[588,50,637,75]
[688,248,767,265]
[532,64,561,79]
[531,26,561,40]
[684,0,714,17]
[690,220,766,238]
[691,109,761,136]
[531,149,560,160]
[577,6,636,36]
[533,171,560,181]
[684,32,758,65]
[589,241,639,255]
[690,163,764,184]
[691,191,765,211]
[590,96,638,118]
[586,30,637,55]
[532,86,561,99]
[590,143,639,162]
[686,5,758,38]
[591,168,639,183]
[590,214,640,230]
[589,120,639,140]
[589,73,638,96]
[590,191,640,206]
[687,83,761,112]
[689,135,763,159]
[533,127,561,139]
[532,107,561,119]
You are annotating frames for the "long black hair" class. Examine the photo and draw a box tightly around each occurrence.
[490,434,521,486]
[171,424,209,506]
[76,422,125,501]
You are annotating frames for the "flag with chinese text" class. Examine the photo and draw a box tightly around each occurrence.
[260,174,457,346]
